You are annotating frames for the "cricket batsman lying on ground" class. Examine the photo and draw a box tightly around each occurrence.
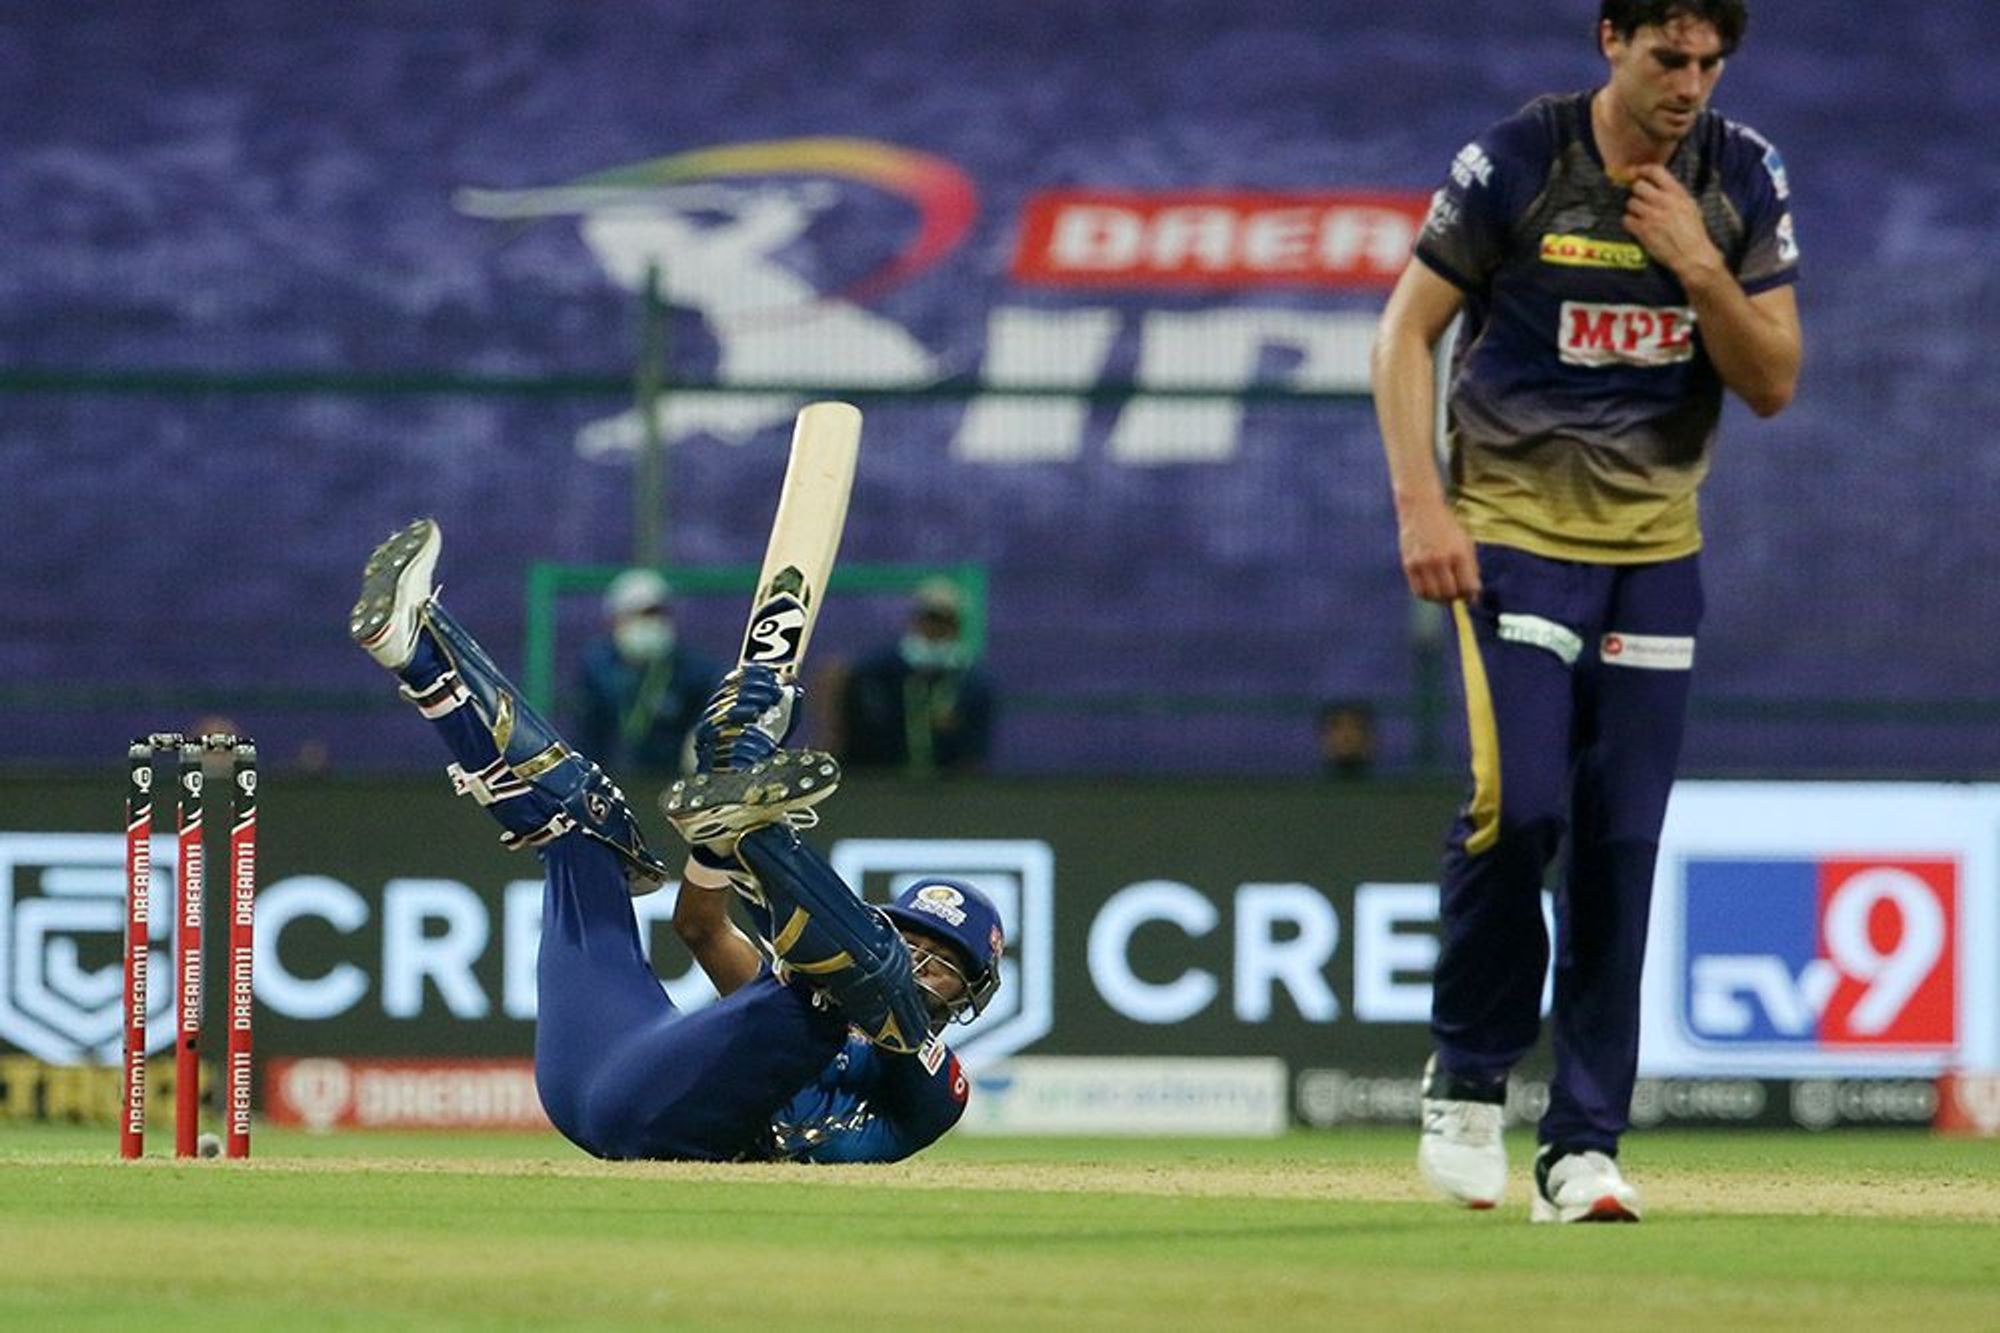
[348,518,1002,1162]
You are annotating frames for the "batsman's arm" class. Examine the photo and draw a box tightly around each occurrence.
[785,1043,969,1164]
[1371,260,1479,604]
[674,857,765,996]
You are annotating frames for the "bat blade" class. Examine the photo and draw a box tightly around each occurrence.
[738,401,861,677]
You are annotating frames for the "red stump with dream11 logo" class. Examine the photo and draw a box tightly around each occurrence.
[225,741,258,1158]
[174,741,205,1160]
[120,742,154,1160]
[120,733,257,1161]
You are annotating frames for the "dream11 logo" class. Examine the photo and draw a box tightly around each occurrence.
[0,833,177,1062]
[1681,858,1957,1050]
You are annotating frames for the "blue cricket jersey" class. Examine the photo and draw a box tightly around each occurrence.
[761,1029,972,1163]
[717,881,971,1163]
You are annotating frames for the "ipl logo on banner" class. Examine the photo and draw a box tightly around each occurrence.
[1682,858,1957,1050]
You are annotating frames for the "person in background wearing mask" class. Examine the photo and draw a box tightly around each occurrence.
[834,578,996,776]
[576,568,726,776]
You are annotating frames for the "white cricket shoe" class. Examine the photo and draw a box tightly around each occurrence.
[1417,1054,1507,1209]
[350,518,441,669]
[660,749,842,852]
[1531,1146,1643,1223]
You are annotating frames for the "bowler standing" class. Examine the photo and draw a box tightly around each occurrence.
[1370,0,1801,1221]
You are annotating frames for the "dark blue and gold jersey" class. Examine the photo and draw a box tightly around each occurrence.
[1416,92,1798,561]
[763,1030,970,1163]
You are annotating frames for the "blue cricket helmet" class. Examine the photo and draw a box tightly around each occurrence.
[880,877,1004,1020]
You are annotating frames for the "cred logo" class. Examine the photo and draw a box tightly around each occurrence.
[0,833,174,1062]
[1682,858,1957,1049]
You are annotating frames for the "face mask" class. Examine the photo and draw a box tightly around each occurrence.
[899,634,968,671]
[614,616,675,664]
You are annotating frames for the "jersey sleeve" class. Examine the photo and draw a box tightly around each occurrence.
[1413,105,1554,292]
[1723,121,1800,294]
[790,1039,970,1164]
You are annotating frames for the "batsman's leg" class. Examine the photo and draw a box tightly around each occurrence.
[661,761,930,1055]
[732,824,934,1055]
[527,837,680,1148]
[532,838,845,1160]
[349,518,671,892]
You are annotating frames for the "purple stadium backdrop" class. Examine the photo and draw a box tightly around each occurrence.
[1,1,1995,776]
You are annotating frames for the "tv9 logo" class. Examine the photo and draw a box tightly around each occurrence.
[1682,858,1956,1049]
[0,832,175,1062]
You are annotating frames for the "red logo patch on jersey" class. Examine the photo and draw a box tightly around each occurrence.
[1558,300,1696,367]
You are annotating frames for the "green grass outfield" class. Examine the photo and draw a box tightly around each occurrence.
[2,1123,1995,1330]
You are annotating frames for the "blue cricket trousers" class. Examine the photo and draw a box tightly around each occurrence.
[1432,545,1702,1152]
[529,838,844,1159]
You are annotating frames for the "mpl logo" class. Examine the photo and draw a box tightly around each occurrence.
[1682,858,1957,1050]
[828,838,1052,1070]
[0,833,176,1062]
[1557,300,1696,368]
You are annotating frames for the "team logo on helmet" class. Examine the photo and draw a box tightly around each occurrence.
[912,884,969,926]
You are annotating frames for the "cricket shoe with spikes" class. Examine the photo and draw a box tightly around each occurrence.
[660,749,841,854]
[350,518,442,670]
[1531,1146,1642,1223]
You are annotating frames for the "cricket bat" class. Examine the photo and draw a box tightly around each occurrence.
[737,401,862,679]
